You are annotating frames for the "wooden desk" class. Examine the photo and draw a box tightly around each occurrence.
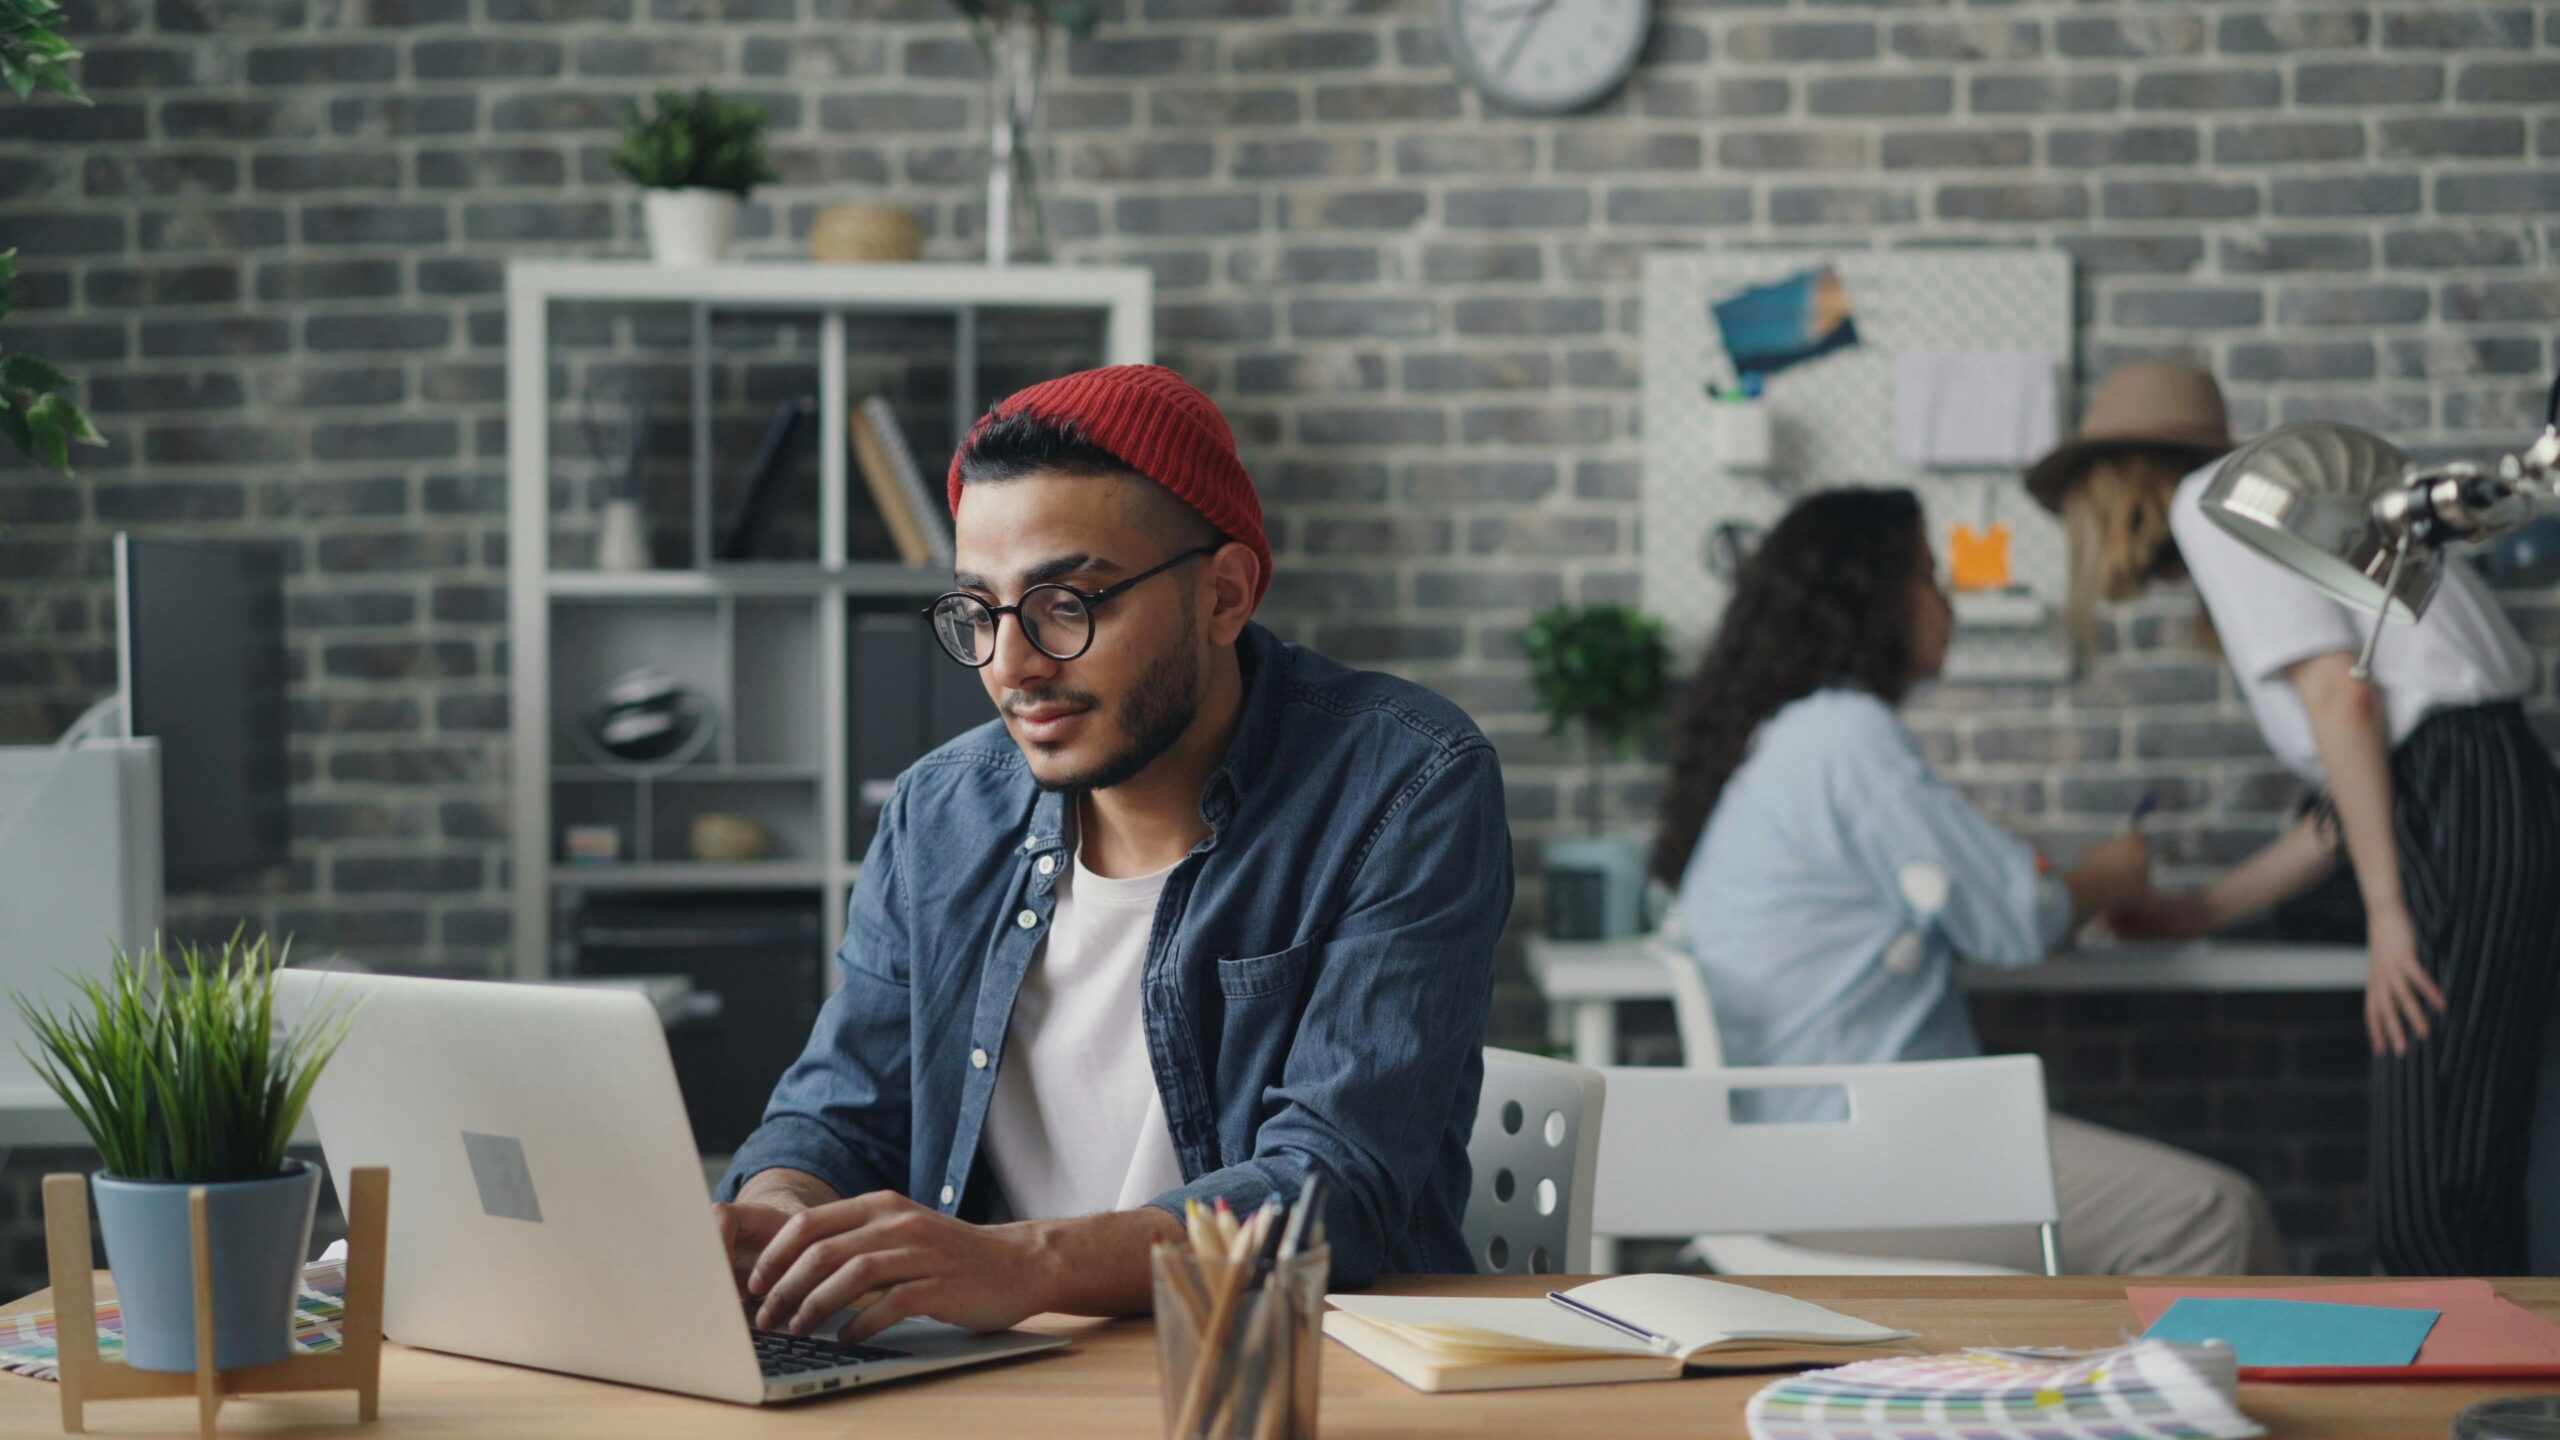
[7,1275,2552,1438]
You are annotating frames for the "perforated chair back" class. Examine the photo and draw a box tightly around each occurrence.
[1462,1048,1605,1276]
[1589,1055,2063,1274]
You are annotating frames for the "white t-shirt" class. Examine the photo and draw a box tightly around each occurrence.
[980,842,1187,1222]
[2169,460,2535,782]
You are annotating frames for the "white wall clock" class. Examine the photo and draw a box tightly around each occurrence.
[1441,0,1652,115]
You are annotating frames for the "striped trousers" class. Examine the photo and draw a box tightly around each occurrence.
[2370,702,2560,1276]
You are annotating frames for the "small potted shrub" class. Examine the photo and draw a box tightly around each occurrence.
[611,88,778,267]
[14,932,353,1373]
[1522,604,1670,939]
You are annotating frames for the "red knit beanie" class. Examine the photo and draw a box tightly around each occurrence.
[947,364,1271,608]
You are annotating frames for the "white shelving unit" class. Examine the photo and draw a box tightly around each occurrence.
[506,261,1153,978]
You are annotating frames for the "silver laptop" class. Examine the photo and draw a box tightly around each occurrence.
[275,969,1066,1404]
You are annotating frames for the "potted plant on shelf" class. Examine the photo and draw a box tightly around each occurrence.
[1521,604,1670,940]
[611,88,778,267]
[13,931,354,1373]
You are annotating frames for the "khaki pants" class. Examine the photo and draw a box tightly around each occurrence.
[1779,1114,2287,1276]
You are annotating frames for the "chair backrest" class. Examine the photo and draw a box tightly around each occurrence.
[1647,930,1725,1068]
[1588,1055,2059,1239]
[1463,1048,1605,1276]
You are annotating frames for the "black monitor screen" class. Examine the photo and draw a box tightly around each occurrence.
[119,536,290,889]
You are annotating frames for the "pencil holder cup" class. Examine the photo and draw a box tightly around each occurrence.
[1151,1244,1328,1440]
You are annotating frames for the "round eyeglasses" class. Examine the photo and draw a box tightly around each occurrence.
[922,545,1220,668]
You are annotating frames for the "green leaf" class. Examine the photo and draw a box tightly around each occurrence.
[33,57,84,103]
[24,387,67,469]
[0,351,69,395]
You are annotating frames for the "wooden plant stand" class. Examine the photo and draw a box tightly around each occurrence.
[40,1167,387,1439]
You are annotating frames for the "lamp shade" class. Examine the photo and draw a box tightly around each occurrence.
[2197,421,2441,622]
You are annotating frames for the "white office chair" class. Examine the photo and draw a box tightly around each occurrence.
[1592,1055,2063,1277]
[1646,927,2054,1276]
[1462,1048,1604,1277]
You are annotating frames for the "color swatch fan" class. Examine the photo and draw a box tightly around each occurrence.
[1748,1339,2263,1440]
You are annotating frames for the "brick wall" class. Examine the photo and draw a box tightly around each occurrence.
[3,0,2556,1288]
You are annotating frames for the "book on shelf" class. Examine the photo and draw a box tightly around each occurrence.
[1323,1275,1915,1394]
[850,399,934,567]
[716,395,813,562]
[860,394,954,567]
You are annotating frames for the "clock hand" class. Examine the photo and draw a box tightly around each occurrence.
[1492,0,1560,76]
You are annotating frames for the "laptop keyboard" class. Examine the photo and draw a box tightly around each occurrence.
[752,1327,910,1377]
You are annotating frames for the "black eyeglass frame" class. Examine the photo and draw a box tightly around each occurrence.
[920,544,1222,668]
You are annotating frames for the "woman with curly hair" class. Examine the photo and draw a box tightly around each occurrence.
[1654,487,2282,1275]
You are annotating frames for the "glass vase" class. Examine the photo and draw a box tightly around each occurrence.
[983,18,1050,265]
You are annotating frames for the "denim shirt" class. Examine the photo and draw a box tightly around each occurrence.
[1673,689,2071,1089]
[717,623,1510,1284]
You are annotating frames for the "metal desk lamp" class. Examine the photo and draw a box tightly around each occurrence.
[2197,370,2560,678]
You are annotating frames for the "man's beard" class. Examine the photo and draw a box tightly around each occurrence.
[1023,641,1202,796]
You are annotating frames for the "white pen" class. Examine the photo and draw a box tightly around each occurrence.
[1546,1292,1678,1356]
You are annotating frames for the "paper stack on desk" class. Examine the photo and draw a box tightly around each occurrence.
[1747,1339,2262,1440]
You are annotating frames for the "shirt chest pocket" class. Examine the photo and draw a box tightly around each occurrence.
[1206,940,1320,1162]
[1215,939,1319,1000]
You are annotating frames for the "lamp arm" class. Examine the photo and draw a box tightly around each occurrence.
[2372,423,2560,553]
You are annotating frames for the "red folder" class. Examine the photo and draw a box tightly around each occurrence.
[2125,1279,2560,1382]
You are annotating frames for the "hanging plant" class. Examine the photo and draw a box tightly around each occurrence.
[0,0,100,476]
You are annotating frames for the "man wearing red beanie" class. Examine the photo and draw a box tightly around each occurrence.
[718,365,1510,1345]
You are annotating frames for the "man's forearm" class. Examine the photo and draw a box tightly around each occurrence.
[734,1167,841,1214]
[1007,1206,1187,1318]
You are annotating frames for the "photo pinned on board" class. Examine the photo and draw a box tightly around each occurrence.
[1711,265,1860,385]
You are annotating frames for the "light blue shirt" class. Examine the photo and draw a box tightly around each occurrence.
[1673,690,2073,1083]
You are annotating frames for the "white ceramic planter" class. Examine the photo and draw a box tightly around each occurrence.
[641,188,740,267]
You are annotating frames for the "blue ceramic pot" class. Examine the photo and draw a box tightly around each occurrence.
[90,1159,321,1373]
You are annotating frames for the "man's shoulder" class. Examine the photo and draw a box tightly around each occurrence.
[899,719,1033,810]
[1265,635,1491,764]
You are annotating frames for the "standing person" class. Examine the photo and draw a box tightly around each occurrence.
[2030,360,2558,1276]
[1655,487,2284,1276]
[716,366,1512,1340]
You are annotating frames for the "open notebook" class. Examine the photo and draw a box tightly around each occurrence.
[1324,1275,1917,1393]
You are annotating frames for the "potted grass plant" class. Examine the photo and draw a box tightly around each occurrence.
[611,88,778,267]
[1522,604,1670,940]
[13,931,353,1373]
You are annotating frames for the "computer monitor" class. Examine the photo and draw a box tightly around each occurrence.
[116,534,290,889]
